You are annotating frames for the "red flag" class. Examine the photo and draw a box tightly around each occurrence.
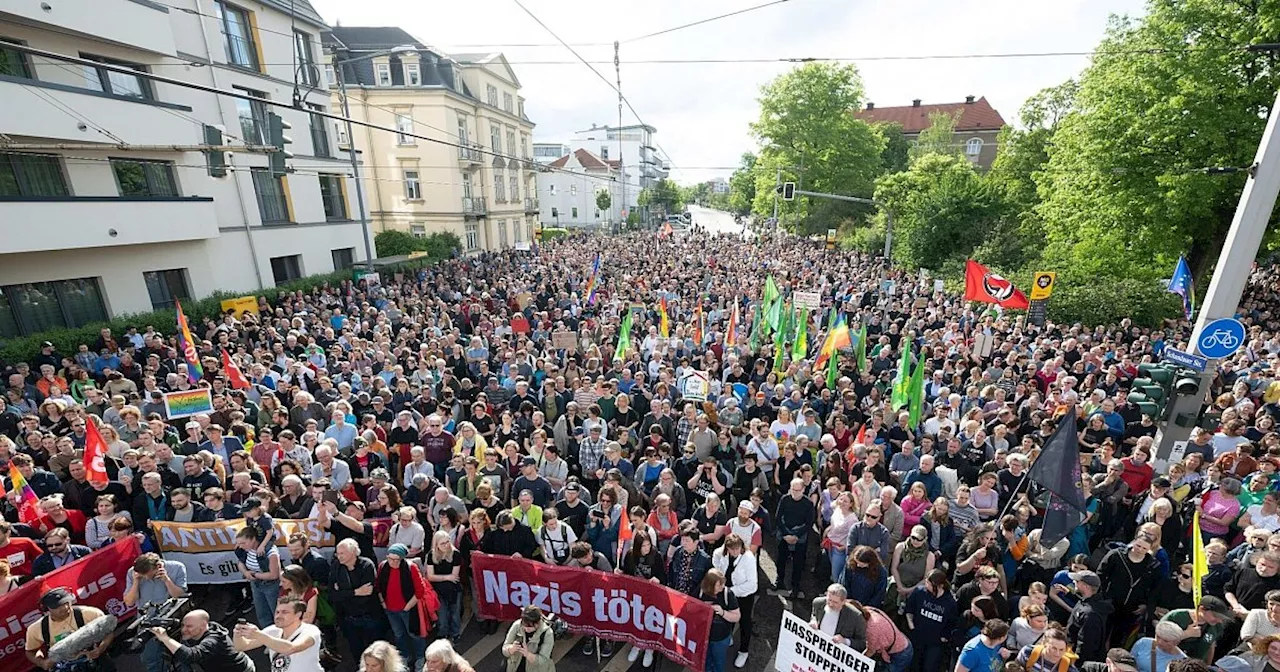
[221,348,251,390]
[963,259,1029,309]
[82,419,111,485]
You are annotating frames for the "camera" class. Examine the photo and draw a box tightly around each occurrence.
[124,597,191,652]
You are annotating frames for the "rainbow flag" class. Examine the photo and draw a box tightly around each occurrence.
[726,301,739,344]
[7,464,41,524]
[176,300,203,383]
[584,253,602,305]
[658,297,670,338]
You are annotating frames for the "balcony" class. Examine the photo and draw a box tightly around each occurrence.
[0,197,219,254]
[0,78,194,146]
[5,0,177,58]
[457,142,484,165]
[462,196,487,216]
[524,197,539,213]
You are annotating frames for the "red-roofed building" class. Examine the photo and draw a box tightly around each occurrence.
[539,149,622,229]
[856,95,1007,169]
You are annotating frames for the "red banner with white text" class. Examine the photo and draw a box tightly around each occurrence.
[0,537,140,672]
[470,552,714,671]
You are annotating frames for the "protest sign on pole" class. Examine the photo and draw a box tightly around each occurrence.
[793,291,821,311]
[551,330,578,351]
[775,610,876,672]
[163,388,214,419]
[680,370,711,402]
[471,552,714,671]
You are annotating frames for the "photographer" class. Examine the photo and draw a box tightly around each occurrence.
[501,605,556,672]
[233,600,322,672]
[24,587,115,671]
[147,610,254,672]
[123,553,188,672]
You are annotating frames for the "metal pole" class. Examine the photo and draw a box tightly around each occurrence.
[335,57,375,264]
[1156,87,1280,461]
[883,210,895,260]
[772,167,780,226]
[615,41,624,234]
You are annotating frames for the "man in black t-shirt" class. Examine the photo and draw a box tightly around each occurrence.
[552,483,590,537]
[320,500,376,561]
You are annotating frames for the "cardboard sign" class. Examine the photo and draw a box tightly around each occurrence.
[552,330,578,351]
[219,296,259,317]
[794,291,821,310]
[516,292,534,310]
[934,279,946,293]
[680,370,711,402]
[775,609,875,672]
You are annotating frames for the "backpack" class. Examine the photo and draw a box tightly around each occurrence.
[541,525,570,563]
[41,606,86,654]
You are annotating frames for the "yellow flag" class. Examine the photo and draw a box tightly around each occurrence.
[1192,510,1207,605]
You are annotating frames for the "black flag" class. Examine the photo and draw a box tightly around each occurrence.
[1028,406,1086,546]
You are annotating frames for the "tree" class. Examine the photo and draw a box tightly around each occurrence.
[749,63,885,233]
[595,190,612,214]
[1035,0,1280,281]
[877,122,910,175]
[374,230,460,258]
[640,179,683,215]
[909,111,962,164]
[728,152,757,216]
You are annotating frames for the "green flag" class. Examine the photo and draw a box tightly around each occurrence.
[792,308,808,361]
[763,274,780,305]
[748,303,762,352]
[826,346,840,389]
[891,344,912,411]
[772,309,787,372]
[614,310,633,361]
[908,356,926,426]
[764,295,783,335]
[855,323,869,373]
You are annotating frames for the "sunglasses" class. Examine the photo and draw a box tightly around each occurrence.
[865,514,880,521]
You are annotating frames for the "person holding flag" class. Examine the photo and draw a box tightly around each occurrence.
[176,299,203,383]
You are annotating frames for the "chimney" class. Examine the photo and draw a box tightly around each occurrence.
[911,99,921,107]
[965,95,975,104]
[865,102,874,110]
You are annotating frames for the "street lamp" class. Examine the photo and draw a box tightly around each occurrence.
[332,44,416,263]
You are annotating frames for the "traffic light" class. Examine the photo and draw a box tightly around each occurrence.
[203,124,229,178]
[268,112,293,177]
[782,182,796,201]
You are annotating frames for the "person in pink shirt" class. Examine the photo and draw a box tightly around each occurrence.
[1197,477,1243,541]
[901,482,931,533]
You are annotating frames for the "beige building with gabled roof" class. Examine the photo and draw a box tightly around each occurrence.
[326,27,538,252]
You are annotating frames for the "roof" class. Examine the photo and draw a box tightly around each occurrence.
[325,27,427,50]
[549,149,614,171]
[260,0,326,28]
[855,97,1006,133]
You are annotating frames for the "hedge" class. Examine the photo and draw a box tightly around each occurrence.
[0,252,451,364]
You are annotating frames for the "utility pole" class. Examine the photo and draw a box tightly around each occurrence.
[1156,87,1280,462]
[772,167,781,226]
[615,41,624,234]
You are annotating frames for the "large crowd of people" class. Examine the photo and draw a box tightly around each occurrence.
[5,230,1280,672]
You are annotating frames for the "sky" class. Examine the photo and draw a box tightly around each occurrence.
[310,0,1148,184]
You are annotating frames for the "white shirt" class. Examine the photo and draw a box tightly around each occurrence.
[263,622,323,672]
[819,607,841,636]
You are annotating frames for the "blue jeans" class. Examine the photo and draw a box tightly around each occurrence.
[141,637,167,672]
[387,609,425,667]
[435,589,462,638]
[249,579,280,628]
[888,640,914,672]
[706,636,733,672]
[829,547,848,584]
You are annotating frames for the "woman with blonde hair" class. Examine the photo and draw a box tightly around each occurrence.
[454,421,489,460]
[0,559,19,595]
[427,529,462,643]
[358,640,405,672]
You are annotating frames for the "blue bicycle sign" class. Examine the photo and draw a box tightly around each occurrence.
[1196,318,1246,359]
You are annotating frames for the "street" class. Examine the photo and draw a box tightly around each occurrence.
[687,204,750,238]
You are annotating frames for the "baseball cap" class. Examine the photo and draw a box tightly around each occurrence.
[1199,595,1235,619]
[737,501,755,514]
[1068,570,1102,590]
[1105,649,1138,672]
[522,456,538,467]
[40,341,53,348]
[41,587,74,609]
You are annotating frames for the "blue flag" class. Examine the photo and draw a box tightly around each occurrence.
[1167,255,1195,320]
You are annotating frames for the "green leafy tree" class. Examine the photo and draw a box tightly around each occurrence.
[909,111,962,164]
[749,62,885,233]
[877,122,911,175]
[728,152,757,216]
[595,190,612,214]
[1035,0,1280,281]
[640,179,684,215]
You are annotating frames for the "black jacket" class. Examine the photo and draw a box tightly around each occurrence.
[329,556,379,617]
[481,525,538,558]
[1066,594,1114,663]
[171,622,254,672]
[31,545,92,576]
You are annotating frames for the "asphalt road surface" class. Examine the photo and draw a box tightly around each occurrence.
[687,205,750,238]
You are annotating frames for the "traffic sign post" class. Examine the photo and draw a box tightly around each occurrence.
[1195,318,1246,359]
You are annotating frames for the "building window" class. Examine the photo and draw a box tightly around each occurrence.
[518,100,524,118]
[600,145,609,160]
[494,171,506,203]
[270,255,302,284]
[503,92,513,113]
[0,152,68,197]
[111,159,177,198]
[570,184,577,196]
[80,55,151,100]
[510,175,519,201]
[490,124,502,154]
[486,84,498,107]
[521,135,529,159]
[514,222,523,243]
[214,1,258,69]
[461,172,473,198]
[411,224,426,238]
[376,63,392,86]
[308,105,330,158]
[143,269,189,311]
[550,207,558,218]
[404,62,420,86]
[334,122,348,146]
[0,278,107,337]
[324,64,336,87]
[318,174,347,220]
[396,114,414,145]
[965,138,983,157]
[234,87,269,144]
[506,131,516,159]
[0,39,32,79]
[548,184,556,196]
[294,31,317,85]
[498,220,508,249]
[251,168,290,223]
[465,223,479,250]
[571,207,578,218]
[456,115,469,144]
[404,170,421,200]
[331,247,355,270]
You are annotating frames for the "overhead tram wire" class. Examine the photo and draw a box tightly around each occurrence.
[618,0,791,44]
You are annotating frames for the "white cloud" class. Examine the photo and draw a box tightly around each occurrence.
[310,0,1146,183]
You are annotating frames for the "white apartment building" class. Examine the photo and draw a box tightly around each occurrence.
[566,123,668,215]
[531,142,568,165]
[0,0,366,333]
[537,148,622,230]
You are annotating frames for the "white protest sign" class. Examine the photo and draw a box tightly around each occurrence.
[680,370,710,402]
[776,610,875,672]
[794,291,821,311]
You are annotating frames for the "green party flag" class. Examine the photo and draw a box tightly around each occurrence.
[855,323,869,373]
[748,303,762,352]
[772,313,787,372]
[908,355,926,426]
[891,344,912,411]
[792,308,808,361]
[614,310,633,361]
[826,347,840,388]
